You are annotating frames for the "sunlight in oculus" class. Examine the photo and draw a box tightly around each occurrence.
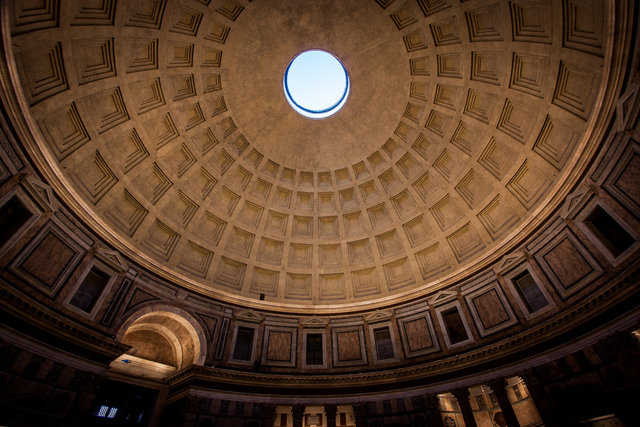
[284,50,350,119]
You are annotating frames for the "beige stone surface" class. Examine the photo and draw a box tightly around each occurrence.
[8,0,612,310]
[224,0,407,170]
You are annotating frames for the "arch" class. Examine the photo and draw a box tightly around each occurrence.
[124,323,185,368]
[111,304,207,379]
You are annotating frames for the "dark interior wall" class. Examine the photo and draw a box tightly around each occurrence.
[157,330,640,427]
[161,397,270,427]
[0,338,158,427]
[535,332,640,426]
[1,318,639,427]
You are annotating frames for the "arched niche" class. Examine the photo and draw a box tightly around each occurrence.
[110,304,207,380]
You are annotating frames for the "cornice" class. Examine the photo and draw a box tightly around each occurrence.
[0,279,130,364]
[166,265,639,392]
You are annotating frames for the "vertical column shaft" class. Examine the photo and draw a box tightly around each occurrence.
[451,388,478,427]
[489,379,521,427]
[325,404,337,427]
[425,394,445,427]
[520,370,558,427]
[292,404,305,427]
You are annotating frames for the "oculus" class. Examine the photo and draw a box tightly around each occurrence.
[284,50,350,119]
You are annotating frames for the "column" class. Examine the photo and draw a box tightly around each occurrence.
[488,378,520,427]
[425,395,445,427]
[451,388,478,427]
[325,404,337,427]
[148,386,169,427]
[520,370,558,427]
[292,404,305,427]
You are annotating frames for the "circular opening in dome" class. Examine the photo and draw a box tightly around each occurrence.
[284,50,350,119]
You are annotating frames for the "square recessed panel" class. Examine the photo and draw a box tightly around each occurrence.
[10,222,86,296]
[261,325,297,368]
[463,281,518,337]
[331,325,367,367]
[397,311,441,358]
[533,228,602,299]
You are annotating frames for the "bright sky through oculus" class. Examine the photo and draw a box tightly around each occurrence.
[284,50,349,119]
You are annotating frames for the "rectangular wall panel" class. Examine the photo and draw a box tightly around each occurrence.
[232,326,255,362]
[576,199,639,266]
[503,261,556,320]
[442,308,468,344]
[513,270,549,313]
[436,301,474,349]
[374,327,394,360]
[306,333,323,366]
[0,195,34,248]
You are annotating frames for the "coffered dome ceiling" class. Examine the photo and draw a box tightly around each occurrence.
[8,0,612,312]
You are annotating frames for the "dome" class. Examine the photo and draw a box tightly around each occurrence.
[5,0,622,313]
